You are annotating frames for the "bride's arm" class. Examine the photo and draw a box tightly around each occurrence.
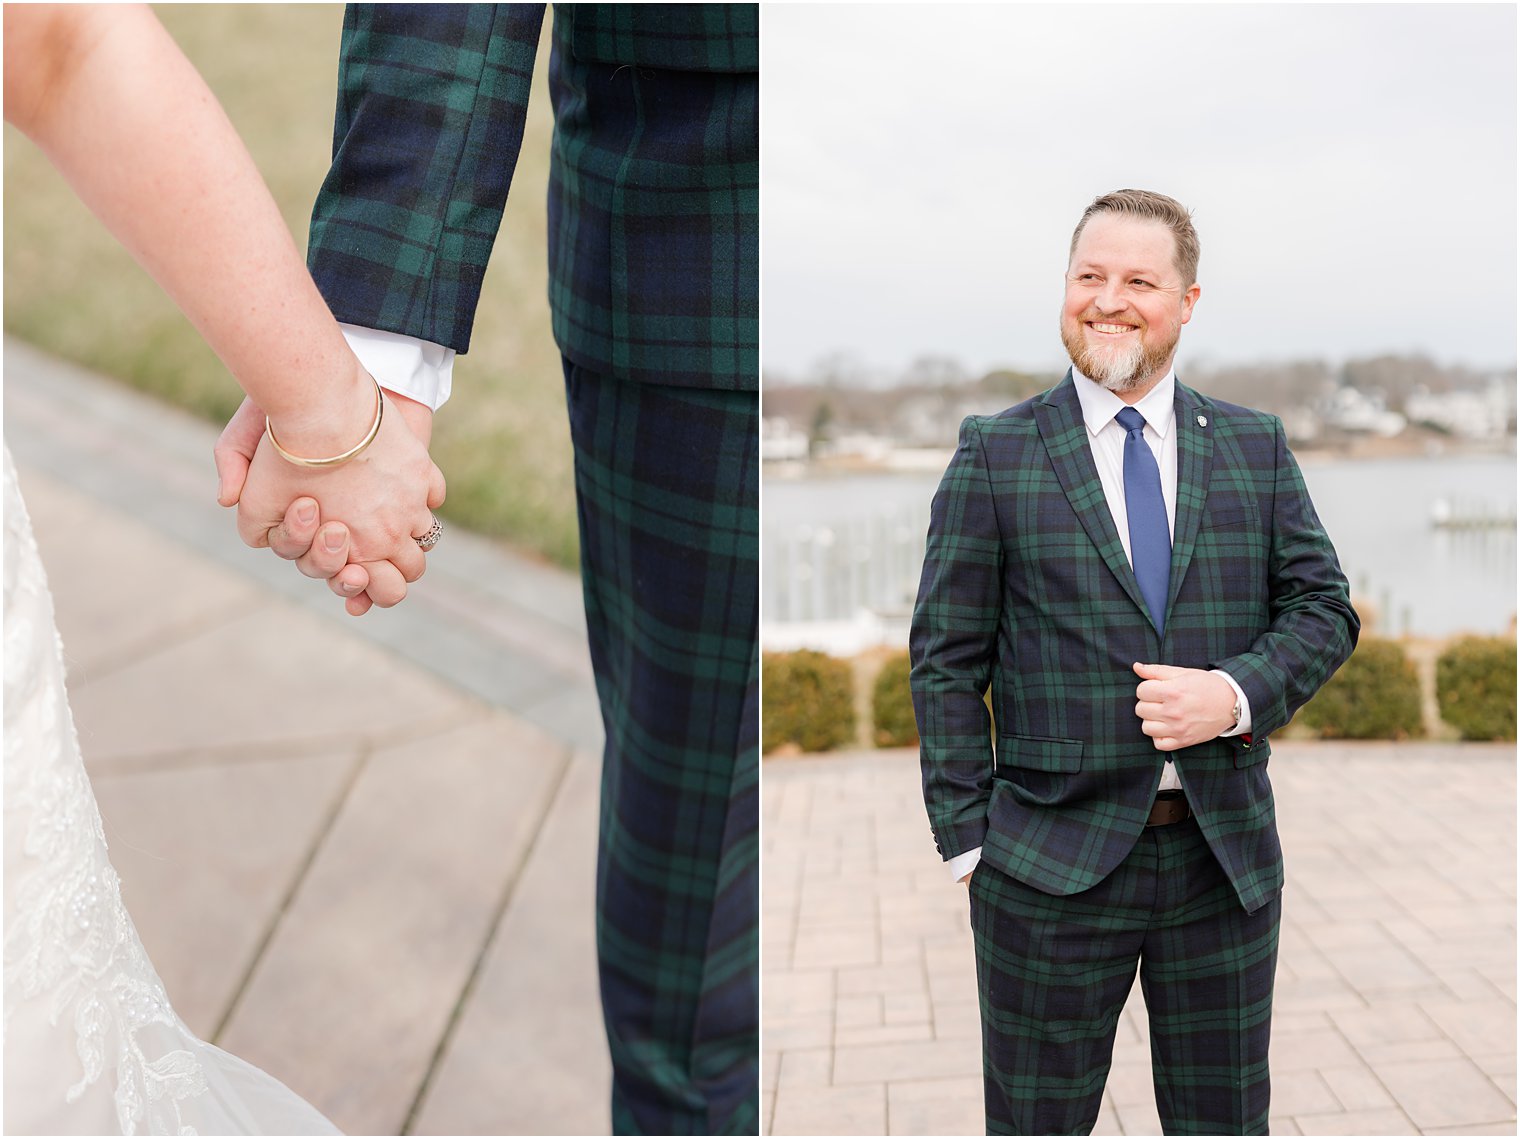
[4,4,373,450]
[3,4,441,604]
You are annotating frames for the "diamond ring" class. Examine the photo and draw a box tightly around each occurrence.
[415,517,443,552]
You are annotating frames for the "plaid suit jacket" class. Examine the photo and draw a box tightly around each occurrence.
[306,3,758,391]
[911,372,1359,914]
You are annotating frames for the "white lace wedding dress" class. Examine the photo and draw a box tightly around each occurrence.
[3,449,340,1136]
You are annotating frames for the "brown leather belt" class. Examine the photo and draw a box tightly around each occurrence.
[1147,790,1192,827]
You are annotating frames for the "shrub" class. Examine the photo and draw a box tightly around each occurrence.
[1436,636,1517,741]
[1299,637,1423,740]
[872,651,918,748]
[762,650,855,754]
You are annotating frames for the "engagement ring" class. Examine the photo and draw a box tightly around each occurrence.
[416,517,443,551]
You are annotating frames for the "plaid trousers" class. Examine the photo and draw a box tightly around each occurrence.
[969,816,1280,1136]
[563,360,758,1135]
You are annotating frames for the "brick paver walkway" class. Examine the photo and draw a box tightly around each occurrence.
[763,745,1516,1136]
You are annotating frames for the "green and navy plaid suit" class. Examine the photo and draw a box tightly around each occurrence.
[911,372,1358,1133]
[306,6,758,1134]
[307,3,757,390]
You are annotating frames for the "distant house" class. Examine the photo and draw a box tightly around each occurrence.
[893,394,1011,447]
[1321,386,1406,437]
[816,431,893,463]
[1405,380,1515,440]
[761,416,809,462]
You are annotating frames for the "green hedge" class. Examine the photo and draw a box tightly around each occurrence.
[871,651,918,748]
[1300,637,1423,740]
[1436,636,1517,740]
[762,650,855,754]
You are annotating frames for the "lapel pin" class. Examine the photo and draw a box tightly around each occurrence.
[1196,414,1208,428]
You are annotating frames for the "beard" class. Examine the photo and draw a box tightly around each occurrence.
[1061,313,1179,395]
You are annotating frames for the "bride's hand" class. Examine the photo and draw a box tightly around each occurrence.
[216,385,445,611]
[215,390,439,612]
[216,401,364,589]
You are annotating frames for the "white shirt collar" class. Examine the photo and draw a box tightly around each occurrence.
[1071,366,1176,440]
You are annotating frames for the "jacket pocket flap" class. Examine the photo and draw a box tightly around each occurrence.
[995,734,1084,774]
[1206,501,1260,528]
[1233,739,1272,768]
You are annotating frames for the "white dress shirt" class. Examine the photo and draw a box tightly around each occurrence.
[341,325,454,411]
[946,367,1252,884]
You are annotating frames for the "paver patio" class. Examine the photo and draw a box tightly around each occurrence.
[763,744,1516,1136]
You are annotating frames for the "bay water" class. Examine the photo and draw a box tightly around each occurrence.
[762,454,1516,639]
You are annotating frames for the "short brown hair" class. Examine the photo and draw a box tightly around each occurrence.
[1069,189,1200,287]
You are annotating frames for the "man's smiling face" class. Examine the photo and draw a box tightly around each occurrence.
[1060,212,1200,399]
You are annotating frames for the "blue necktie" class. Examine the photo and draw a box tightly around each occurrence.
[1116,407,1170,632]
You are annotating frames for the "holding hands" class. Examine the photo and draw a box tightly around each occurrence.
[5,6,448,618]
[214,375,446,616]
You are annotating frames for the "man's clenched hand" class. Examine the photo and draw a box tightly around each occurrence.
[1132,662,1237,751]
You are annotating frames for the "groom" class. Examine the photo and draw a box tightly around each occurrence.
[912,189,1358,1133]
[218,5,757,1134]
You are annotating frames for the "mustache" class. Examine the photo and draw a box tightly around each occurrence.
[1076,311,1145,329]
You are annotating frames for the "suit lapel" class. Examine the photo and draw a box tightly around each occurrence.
[1167,380,1215,621]
[1034,373,1154,620]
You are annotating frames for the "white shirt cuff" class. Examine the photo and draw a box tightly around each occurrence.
[339,324,455,411]
[1211,669,1253,736]
[947,847,982,884]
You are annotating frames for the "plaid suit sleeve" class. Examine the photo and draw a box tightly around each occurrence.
[911,417,1003,862]
[307,4,545,353]
[1211,417,1360,737]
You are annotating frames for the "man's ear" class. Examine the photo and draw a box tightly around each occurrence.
[1179,282,1201,326]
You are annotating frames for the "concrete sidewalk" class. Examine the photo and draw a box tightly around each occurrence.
[6,339,611,1135]
[763,744,1517,1137]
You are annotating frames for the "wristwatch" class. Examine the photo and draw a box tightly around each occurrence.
[1227,696,1243,733]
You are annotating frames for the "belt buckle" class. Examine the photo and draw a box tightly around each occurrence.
[1147,791,1190,827]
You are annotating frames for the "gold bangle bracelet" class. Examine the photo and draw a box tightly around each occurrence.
[265,374,384,468]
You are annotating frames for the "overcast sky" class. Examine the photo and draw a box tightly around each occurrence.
[761,3,1518,381]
